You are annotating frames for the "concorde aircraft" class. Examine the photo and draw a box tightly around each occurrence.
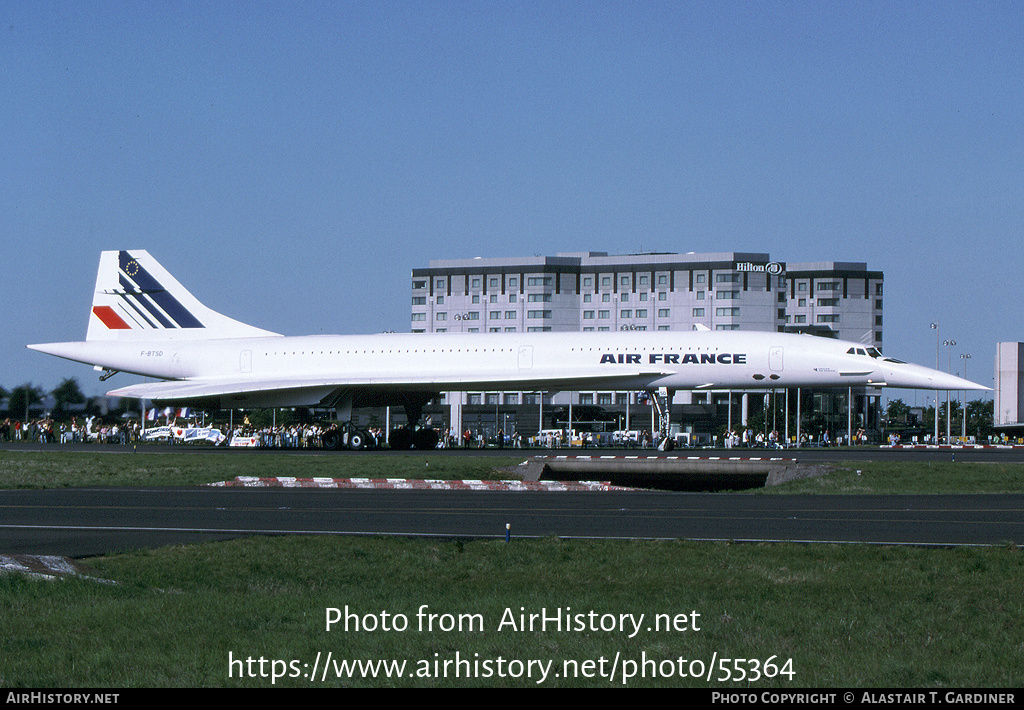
[29,250,986,449]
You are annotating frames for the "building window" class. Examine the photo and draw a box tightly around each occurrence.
[435,312,447,320]
[505,311,516,319]
[716,307,740,316]
[527,277,552,286]
[818,298,839,307]
[620,310,632,318]
[599,310,610,319]
[658,309,670,318]
[527,310,551,319]
[693,308,705,317]
[817,314,840,323]
[411,313,426,321]
[716,274,740,283]
[583,310,595,319]
[528,293,552,302]
[489,311,500,319]
[412,297,426,305]
[717,291,739,299]
[412,280,426,289]
[636,309,647,318]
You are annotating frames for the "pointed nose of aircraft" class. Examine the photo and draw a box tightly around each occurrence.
[883,362,989,391]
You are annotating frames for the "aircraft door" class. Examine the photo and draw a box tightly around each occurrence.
[769,347,784,373]
[518,345,533,369]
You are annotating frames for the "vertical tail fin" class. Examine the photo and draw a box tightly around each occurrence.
[86,250,280,341]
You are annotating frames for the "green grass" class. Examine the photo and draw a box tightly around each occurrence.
[4,448,1024,494]
[2,536,1022,687]
[767,460,1024,495]
[0,449,527,488]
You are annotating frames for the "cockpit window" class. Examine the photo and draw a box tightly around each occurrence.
[848,346,905,364]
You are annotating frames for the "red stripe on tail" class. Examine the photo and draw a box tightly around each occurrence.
[92,305,132,329]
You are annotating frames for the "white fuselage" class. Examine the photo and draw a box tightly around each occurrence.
[31,329,980,409]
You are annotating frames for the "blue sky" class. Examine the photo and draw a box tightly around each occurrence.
[3,1,1021,402]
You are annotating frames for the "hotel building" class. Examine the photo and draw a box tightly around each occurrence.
[409,251,884,443]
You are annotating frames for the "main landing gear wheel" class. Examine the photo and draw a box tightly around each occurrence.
[321,428,341,450]
[346,428,367,451]
[412,427,438,450]
[322,422,370,450]
[388,427,438,450]
[388,427,413,450]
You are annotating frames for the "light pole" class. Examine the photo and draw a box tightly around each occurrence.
[943,339,956,443]
[960,353,971,439]
[930,323,939,443]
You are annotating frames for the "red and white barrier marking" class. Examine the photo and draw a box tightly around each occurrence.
[210,476,631,491]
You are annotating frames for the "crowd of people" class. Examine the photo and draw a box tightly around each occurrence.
[1,416,140,444]
[8,416,1011,449]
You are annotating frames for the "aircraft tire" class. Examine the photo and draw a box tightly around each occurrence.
[388,427,413,450]
[347,430,367,451]
[321,430,341,450]
[412,428,439,450]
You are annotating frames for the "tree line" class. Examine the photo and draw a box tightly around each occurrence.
[0,378,139,421]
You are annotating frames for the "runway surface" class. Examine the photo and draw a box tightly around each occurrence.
[2,444,1023,557]
[3,484,1023,557]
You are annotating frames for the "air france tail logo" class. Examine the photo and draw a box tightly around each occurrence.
[600,352,747,365]
[93,251,204,331]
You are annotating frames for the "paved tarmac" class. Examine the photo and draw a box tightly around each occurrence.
[2,443,1023,556]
